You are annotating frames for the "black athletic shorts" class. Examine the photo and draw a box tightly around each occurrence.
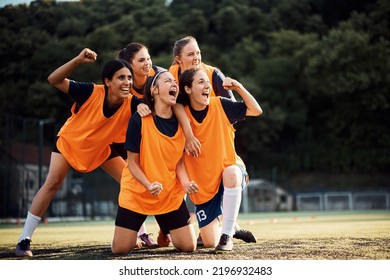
[115,200,191,235]
[53,137,127,161]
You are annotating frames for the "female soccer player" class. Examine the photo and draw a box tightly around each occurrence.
[169,35,235,100]
[179,68,262,253]
[118,42,165,99]
[118,42,195,247]
[111,71,198,254]
[170,36,258,245]
[15,48,150,257]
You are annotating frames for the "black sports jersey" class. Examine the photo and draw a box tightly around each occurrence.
[190,97,247,124]
[211,69,235,100]
[125,113,179,153]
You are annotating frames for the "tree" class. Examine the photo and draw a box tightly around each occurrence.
[302,26,390,172]
[0,0,389,189]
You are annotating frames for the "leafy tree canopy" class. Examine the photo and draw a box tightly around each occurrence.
[1,0,389,186]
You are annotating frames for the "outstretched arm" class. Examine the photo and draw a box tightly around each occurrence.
[47,48,97,94]
[223,77,262,117]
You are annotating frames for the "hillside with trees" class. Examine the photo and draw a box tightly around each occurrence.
[1,0,389,194]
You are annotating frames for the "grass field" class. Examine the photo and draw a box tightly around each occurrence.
[0,210,389,260]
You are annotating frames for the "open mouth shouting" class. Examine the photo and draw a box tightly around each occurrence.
[201,90,210,100]
[169,87,178,100]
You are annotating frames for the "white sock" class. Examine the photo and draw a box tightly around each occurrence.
[137,222,147,237]
[18,211,41,242]
[221,187,242,236]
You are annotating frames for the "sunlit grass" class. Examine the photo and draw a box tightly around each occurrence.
[1,211,389,260]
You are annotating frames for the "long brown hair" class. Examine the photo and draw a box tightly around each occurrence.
[118,42,147,64]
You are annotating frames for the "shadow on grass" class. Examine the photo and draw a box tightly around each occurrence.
[0,244,219,260]
[1,237,390,260]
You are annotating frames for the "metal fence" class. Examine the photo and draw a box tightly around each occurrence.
[296,191,390,211]
[0,115,120,218]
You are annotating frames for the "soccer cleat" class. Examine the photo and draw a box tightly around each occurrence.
[138,233,158,248]
[233,224,257,243]
[15,238,33,257]
[157,230,170,247]
[215,234,233,253]
[233,229,257,243]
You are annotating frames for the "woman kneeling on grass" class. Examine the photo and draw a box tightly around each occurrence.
[179,68,262,253]
[111,71,198,254]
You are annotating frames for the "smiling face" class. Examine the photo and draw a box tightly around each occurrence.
[176,39,201,72]
[130,47,152,84]
[185,70,210,110]
[152,71,179,107]
[105,67,132,101]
